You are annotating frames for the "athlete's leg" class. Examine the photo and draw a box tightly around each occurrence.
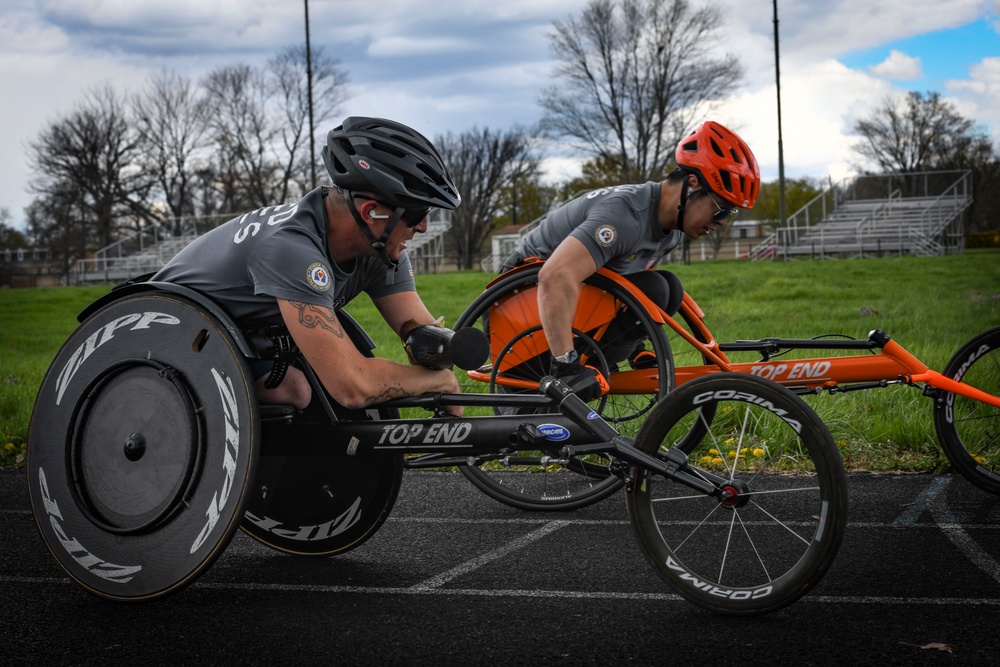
[599,270,682,365]
[251,361,312,410]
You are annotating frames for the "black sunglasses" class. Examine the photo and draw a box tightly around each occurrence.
[707,193,739,223]
[401,206,430,228]
[353,194,428,228]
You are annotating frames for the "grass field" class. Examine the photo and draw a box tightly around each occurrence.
[2,250,998,470]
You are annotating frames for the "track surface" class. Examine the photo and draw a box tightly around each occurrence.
[2,468,999,665]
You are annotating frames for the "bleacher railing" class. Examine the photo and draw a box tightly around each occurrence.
[749,170,972,260]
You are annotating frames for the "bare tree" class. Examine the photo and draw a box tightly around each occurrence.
[852,91,1000,231]
[852,91,986,174]
[268,45,350,196]
[0,208,27,248]
[436,127,541,269]
[28,85,154,253]
[202,64,280,210]
[540,0,742,183]
[132,70,212,228]
[493,175,559,228]
[25,185,89,277]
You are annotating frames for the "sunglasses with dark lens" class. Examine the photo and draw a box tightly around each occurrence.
[402,207,430,228]
[352,193,429,228]
[708,194,739,223]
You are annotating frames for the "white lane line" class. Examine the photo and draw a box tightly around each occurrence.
[936,523,1000,585]
[4,576,1000,606]
[408,520,571,590]
[893,476,952,525]
[6,508,1000,530]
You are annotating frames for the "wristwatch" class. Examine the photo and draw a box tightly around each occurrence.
[553,350,579,365]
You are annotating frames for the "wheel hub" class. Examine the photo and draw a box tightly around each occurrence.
[718,478,752,509]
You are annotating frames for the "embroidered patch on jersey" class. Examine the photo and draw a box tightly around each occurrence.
[595,225,617,247]
[306,262,331,292]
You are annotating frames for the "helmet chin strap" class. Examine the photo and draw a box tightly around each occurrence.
[344,192,405,276]
[675,182,693,234]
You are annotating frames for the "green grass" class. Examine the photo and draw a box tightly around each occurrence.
[2,251,998,470]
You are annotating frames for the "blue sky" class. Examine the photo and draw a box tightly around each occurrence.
[1,0,998,231]
[841,19,997,85]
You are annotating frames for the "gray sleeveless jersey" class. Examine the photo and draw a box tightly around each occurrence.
[153,187,415,323]
[508,182,681,273]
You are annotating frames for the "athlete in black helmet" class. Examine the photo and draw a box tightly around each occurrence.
[155,116,464,415]
[323,116,460,268]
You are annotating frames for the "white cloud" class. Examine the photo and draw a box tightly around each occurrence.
[946,56,1000,145]
[367,36,474,58]
[1,0,999,231]
[714,59,894,182]
[870,50,923,80]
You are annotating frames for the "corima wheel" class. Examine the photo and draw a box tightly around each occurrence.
[627,373,847,615]
[27,293,258,602]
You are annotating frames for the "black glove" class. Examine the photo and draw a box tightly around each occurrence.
[550,351,609,402]
[401,319,455,370]
[400,319,490,371]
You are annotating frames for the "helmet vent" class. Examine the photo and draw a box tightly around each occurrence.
[719,170,733,194]
[371,139,406,159]
[337,138,357,157]
[709,137,725,158]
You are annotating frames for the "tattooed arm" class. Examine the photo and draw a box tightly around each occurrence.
[277,298,461,413]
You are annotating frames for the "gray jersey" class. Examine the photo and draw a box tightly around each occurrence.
[153,187,415,323]
[508,182,681,274]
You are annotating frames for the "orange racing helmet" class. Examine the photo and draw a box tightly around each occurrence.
[675,121,760,209]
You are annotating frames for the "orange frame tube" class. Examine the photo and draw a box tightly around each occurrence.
[472,263,1000,409]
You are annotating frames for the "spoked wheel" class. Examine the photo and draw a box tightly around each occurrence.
[454,266,673,510]
[461,326,619,511]
[627,373,847,615]
[667,301,720,450]
[934,327,1000,494]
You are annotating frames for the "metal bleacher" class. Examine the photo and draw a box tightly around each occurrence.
[749,170,972,260]
[73,208,453,286]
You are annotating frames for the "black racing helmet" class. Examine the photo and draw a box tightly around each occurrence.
[322,116,461,210]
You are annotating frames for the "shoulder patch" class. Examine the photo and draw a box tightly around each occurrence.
[306,262,331,292]
[595,224,617,247]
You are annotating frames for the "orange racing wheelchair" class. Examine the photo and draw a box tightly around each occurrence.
[442,260,1000,510]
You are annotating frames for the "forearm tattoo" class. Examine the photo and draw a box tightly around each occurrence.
[288,301,344,338]
[363,385,408,407]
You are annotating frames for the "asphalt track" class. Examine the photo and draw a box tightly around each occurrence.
[2,467,999,666]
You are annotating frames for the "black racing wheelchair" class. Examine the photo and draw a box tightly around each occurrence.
[27,280,847,615]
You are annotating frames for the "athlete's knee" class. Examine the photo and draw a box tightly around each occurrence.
[656,270,684,315]
[624,270,683,315]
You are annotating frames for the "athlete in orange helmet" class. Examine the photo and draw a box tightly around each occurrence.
[500,121,760,400]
